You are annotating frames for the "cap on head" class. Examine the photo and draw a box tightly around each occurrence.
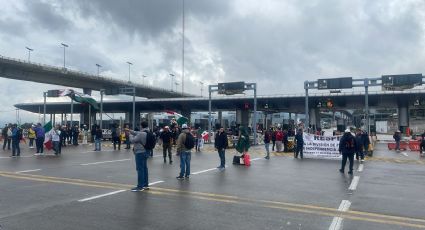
[397,130,401,132]
[164,126,169,129]
[181,124,188,129]
[345,128,351,133]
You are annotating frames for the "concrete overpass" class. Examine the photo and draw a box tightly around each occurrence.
[15,89,425,131]
[0,55,191,98]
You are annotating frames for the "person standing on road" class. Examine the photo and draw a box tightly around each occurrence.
[111,123,121,151]
[176,124,194,180]
[215,126,228,169]
[34,123,45,155]
[339,129,356,174]
[393,130,401,151]
[275,128,283,152]
[130,122,150,192]
[2,124,11,150]
[355,129,364,162]
[236,126,250,155]
[94,126,103,151]
[28,125,36,149]
[271,127,276,151]
[294,129,304,159]
[361,130,370,159]
[72,125,79,146]
[50,125,61,156]
[263,128,272,159]
[124,125,131,149]
[11,124,21,157]
[419,130,425,157]
[160,126,173,164]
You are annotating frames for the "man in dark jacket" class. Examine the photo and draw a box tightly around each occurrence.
[393,130,401,151]
[355,129,364,161]
[214,126,228,169]
[160,126,173,164]
[420,130,425,157]
[361,130,370,159]
[264,128,272,159]
[271,128,276,151]
[339,129,356,174]
[294,129,304,159]
[111,123,121,150]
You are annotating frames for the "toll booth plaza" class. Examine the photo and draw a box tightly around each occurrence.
[0,140,424,230]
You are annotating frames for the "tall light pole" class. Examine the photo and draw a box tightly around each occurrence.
[96,63,102,77]
[25,47,33,62]
[126,61,133,82]
[61,43,68,69]
[182,0,185,94]
[175,81,180,93]
[169,73,175,92]
[142,75,148,85]
[199,81,204,97]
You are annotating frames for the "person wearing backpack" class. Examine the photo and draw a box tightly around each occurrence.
[176,124,194,180]
[215,126,228,169]
[129,121,150,192]
[339,129,356,174]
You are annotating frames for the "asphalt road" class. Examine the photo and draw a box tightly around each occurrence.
[0,141,424,230]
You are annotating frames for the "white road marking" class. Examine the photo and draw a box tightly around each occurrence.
[348,176,360,191]
[148,180,164,186]
[250,157,263,161]
[0,156,33,159]
[329,200,351,230]
[192,168,218,175]
[78,190,126,202]
[80,158,131,166]
[16,169,42,173]
[357,164,364,172]
[401,152,408,157]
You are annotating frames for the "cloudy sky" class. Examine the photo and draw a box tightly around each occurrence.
[0,0,425,123]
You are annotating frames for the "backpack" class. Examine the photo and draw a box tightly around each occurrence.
[143,131,156,150]
[345,136,355,150]
[184,133,195,149]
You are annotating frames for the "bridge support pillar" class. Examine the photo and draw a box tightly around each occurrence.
[398,105,409,133]
[236,109,249,127]
[217,111,223,127]
[309,108,320,131]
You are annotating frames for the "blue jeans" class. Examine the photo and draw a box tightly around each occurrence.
[95,139,101,150]
[218,149,225,167]
[264,143,270,157]
[12,138,20,156]
[134,151,149,188]
[179,151,191,177]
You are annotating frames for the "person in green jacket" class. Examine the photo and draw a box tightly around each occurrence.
[236,126,250,154]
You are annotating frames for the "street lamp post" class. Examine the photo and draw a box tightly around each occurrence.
[25,47,33,62]
[43,92,47,125]
[96,64,102,77]
[169,73,175,92]
[175,82,180,93]
[142,75,148,85]
[126,61,133,82]
[199,81,204,97]
[61,43,68,69]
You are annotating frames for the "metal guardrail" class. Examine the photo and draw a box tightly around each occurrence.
[0,54,191,96]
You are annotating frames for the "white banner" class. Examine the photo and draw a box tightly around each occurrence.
[303,134,342,159]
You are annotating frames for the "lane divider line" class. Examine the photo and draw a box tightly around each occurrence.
[148,180,164,186]
[357,164,364,172]
[251,157,263,161]
[78,190,126,202]
[192,168,217,175]
[80,158,131,166]
[16,169,42,173]
[348,176,360,191]
[329,200,351,230]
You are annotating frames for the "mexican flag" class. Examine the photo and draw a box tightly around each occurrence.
[59,89,99,110]
[166,110,189,126]
[43,121,53,151]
